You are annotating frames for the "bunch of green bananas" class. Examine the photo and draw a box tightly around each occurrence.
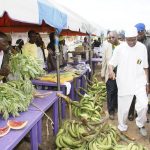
[125,143,148,150]
[56,120,121,150]
[72,92,105,121]
[87,124,119,150]
[56,119,148,150]
[88,138,113,150]
[72,81,106,121]
[55,120,87,149]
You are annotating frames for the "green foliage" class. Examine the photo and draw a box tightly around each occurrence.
[9,53,45,80]
[0,80,34,119]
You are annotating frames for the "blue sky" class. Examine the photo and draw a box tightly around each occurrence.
[54,0,150,31]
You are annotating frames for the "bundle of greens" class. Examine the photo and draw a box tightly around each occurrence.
[0,80,34,119]
[9,53,45,80]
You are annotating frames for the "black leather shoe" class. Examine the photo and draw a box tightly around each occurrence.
[109,114,115,120]
[128,114,134,121]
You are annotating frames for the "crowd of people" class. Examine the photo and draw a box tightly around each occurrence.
[101,23,150,137]
[0,30,69,82]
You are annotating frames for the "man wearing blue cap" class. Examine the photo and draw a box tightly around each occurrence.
[128,23,150,121]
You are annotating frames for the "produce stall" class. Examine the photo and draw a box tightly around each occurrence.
[0,90,60,150]
[32,67,90,118]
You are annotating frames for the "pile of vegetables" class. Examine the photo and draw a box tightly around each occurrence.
[9,53,45,80]
[56,77,148,150]
[56,120,148,149]
[57,78,106,122]
[0,80,34,119]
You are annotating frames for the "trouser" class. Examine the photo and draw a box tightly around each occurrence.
[128,95,136,117]
[128,96,150,117]
[106,79,118,114]
[118,86,148,131]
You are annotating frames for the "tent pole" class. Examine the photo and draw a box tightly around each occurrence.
[88,34,93,79]
[55,29,62,127]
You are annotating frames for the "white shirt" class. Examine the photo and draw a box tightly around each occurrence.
[62,45,68,61]
[37,47,45,68]
[109,41,148,96]
[101,40,113,82]
[0,50,4,69]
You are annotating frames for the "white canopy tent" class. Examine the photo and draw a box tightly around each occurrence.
[0,0,67,29]
[48,0,102,35]
[0,0,39,24]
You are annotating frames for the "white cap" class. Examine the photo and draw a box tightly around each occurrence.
[125,27,138,37]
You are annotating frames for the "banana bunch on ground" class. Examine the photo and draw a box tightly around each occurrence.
[80,79,107,108]
[55,119,148,150]
[87,123,120,150]
[72,95,102,122]
[113,142,148,150]
[56,119,121,150]
[57,93,103,122]
[86,76,106,95]
[55,120,88,149]
[57,80,106,122]
[73,88,106,121]
[88,138,113,150]
[75,79,106,121]
[125,142,148,150]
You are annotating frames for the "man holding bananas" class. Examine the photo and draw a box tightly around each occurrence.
[108,27,149,137]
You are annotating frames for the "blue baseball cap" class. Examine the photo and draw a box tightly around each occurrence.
[135,23,145,32]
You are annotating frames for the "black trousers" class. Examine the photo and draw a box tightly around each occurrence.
[128,96,150,116]
[106,79,118,114]
[128,95,136,117]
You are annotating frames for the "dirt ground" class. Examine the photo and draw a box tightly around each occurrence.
[15,64,150,150]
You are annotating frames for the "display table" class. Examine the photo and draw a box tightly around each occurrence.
[32,79,74,118]
[0,91,59,150]
[74,69,89,100]
[91,58,102,73]
[32,69,89,117]
[67,59,88,65]
[67,50,89,59]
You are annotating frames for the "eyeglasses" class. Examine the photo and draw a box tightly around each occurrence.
[110,37,115,39]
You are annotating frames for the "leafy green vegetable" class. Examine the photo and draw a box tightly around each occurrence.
[0,80,34,119]
[9,53,45,80]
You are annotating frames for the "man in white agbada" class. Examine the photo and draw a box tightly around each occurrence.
[108,27,149,136]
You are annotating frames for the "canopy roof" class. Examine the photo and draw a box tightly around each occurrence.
[0,0,100,35]
[48,0,101,35]
[0,0,67,29]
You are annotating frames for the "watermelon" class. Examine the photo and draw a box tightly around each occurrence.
[0,126,10,137]
[7,120,28,130]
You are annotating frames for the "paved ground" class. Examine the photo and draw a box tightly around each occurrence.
[15,63,150,150]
